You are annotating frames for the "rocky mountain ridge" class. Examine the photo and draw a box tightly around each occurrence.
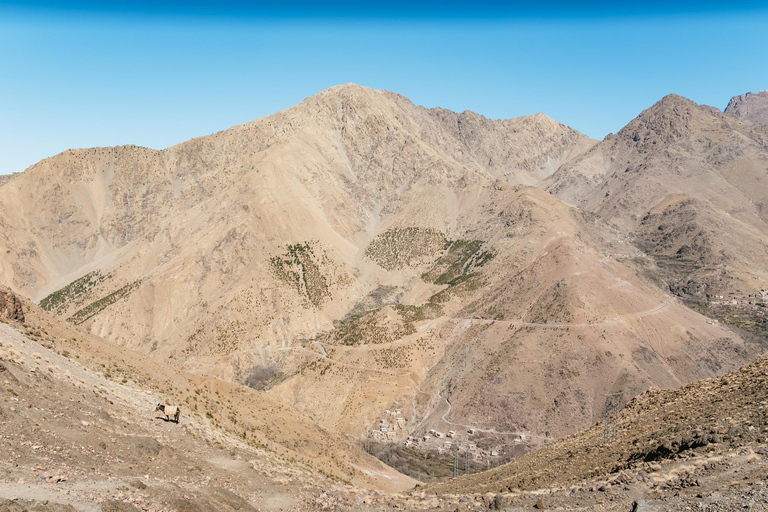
[546,92,768,333]
[725,89,768,126]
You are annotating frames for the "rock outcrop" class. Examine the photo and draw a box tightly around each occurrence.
[0,288,24,322]
[724,89,768,125]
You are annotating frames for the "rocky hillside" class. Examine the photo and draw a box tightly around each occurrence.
[428,354,768,510]
[546,93,768,341]
[0,84,765,485]
[0,85,593,358]
[3,286,767,511]
[0,290,416,502]
[0,84,592,298]
[725,90,768,126]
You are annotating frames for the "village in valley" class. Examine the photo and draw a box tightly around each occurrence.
[367,405,535,471]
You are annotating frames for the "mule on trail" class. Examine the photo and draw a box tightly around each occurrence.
[155,403,180,423]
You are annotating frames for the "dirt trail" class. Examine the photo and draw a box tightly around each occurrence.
[434,391,549,440]
[452,297,674,328]
[182,297,677,446]
[185,296,674,373]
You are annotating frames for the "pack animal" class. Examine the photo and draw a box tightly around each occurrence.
[155,404,180,423]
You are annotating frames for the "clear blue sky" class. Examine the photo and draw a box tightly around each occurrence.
[1,1,767,175]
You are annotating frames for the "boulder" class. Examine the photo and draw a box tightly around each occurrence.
[0,289,24,323]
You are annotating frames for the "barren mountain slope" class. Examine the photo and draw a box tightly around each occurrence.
[546,94,768,331]
[0,321,323,512]
[0,85,762,485]
[725,90,768,126]
[0,84,592,354]
[0,289,416,497]
[245,184,756,477]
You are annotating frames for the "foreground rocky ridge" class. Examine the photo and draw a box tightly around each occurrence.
[0,291,417,508]
[419,354,768,511]
[432,352,768,495]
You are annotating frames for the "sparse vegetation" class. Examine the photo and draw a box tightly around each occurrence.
[394,302,442,324]
[67,280,142,325]
[270,241,331,307]
[422,239,495,286]
[329,307,416,346]
[39,270,107,313]
[365,227,446,270]
[340,285,400,323]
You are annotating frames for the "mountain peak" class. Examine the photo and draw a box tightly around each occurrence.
[324,82,371,92]
[282,82,412,121]
[614,93,700,147]
[652,93,699,111]
[725,90,768,126]
[308,82,401,104]
[314,82,377,98]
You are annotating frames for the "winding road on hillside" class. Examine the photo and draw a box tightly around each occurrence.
[452,297,674,329]
[435,391,549,439]
[183,296,675,439]
[185,296,674,371]
[408,382,548,440]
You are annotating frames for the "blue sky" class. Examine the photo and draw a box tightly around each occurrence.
[1,1,767,175]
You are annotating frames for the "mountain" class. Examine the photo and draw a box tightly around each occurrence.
[267,183,753,454]
[725,90,768,126]
[0,84,591,337]
[546,94,768,343]
[0,84,762,485]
